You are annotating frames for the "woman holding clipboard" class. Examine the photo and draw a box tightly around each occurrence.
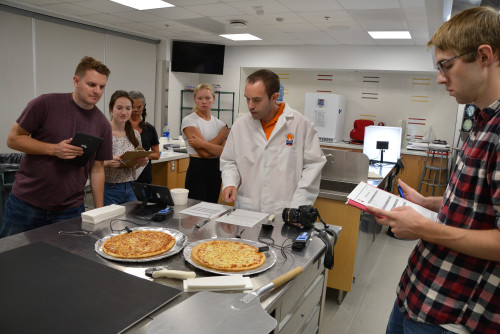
[103,90,148,205]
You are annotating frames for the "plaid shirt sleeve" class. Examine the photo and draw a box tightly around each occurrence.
[396,100,500,334]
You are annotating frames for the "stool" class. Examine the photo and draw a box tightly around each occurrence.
[417,149,449,196]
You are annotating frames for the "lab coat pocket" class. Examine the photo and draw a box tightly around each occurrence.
[235,196,253,211]
[277,144,298,172]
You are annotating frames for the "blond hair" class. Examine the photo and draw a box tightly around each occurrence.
[192,84,216,111]
[428,6,500,64]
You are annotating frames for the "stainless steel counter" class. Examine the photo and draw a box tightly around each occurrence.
[0,200,340,333]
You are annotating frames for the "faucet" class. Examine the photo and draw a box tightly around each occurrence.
[325,154,334,166]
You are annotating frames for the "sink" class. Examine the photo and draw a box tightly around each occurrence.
[318,148,369,201]
[319,179,358,201]
[320,179,358,194]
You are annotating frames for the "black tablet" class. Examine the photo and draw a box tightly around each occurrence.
[131,182,175,208]
[65,132,104,167]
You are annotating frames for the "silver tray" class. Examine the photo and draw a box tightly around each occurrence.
[95,227,188,263]
[183,238,277,276]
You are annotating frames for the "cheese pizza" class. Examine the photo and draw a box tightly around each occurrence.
[191,240,266,272]
[102,230,176,259]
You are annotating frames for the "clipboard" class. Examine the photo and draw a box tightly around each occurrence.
[65,132,104,167]
[119,150,151,168]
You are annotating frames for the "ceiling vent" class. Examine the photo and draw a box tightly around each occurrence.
[229,20,247,28]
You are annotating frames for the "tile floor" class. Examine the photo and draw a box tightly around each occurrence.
[321,227,418,334]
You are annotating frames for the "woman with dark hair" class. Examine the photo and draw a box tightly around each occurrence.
[129,91,160,184]
[103,90,148,205]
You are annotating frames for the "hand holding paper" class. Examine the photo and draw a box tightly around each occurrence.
[346,181,439,240]
[366,205,434,240]
[346,181,437,222]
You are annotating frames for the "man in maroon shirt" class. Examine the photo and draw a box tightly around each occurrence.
[368,7,500,334]
[0,56,113,237]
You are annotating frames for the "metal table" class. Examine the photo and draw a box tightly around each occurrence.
[0,200,340,333]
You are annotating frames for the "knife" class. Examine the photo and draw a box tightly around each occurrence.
[194,207,234,229]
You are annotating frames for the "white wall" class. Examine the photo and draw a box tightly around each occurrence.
[167,71,200,138]
[166,44,458,145]
[0,6,158,152]
[225,45,436,72]
[167,66,242,139]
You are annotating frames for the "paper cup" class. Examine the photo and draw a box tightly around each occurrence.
[171,188,189,206]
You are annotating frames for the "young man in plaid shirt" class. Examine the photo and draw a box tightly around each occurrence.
[368,6,500,334]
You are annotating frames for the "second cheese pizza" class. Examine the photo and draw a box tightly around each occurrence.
[191,240,266,272]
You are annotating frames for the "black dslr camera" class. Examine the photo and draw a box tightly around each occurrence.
[282,205,319,228]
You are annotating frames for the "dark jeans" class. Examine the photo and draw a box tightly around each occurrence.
[0,193,84,238]
[386,300,456,334]
[103,182,137,206]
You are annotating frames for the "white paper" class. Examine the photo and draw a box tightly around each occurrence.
[216,209,269,228]
[347,181,438,222]
[179,202,229,219]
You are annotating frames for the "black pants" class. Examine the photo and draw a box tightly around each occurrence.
[185,157,221,203]
[136,161,153,184]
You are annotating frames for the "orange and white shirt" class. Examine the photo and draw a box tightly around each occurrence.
[221,102,326,215]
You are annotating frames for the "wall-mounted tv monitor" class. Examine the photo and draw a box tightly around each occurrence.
[171,40,225,75]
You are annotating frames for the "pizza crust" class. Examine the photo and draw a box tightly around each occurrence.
[102,230,176,259]
[191,240,266,272]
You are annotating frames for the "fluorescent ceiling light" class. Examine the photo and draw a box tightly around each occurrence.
[110,0,174,10]
[220,34,262,41]
[368,31,411,39]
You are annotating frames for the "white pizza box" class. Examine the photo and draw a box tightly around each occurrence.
[81,204,126,224]
[183,275,253,292]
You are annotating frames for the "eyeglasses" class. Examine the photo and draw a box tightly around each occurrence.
[435,49,476,74]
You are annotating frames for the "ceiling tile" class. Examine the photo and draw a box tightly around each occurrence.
[18,0,65,5]
[278,0,343,12]
[335,37,376,45]
[255,13,308,25]
[81,13,127,25]
[3,0,445,46]
[305,39,341,45]
[403,7,427,21]
[292,31,332,40]
[337,0,401,10]
[43,3,97,16]
[183,3,243,17]
[225,1,291,15]
[349,9,408,30]
[399,0,426,9]
[253,32,297,40]
[167,0,223,5]
[313,21,364,33]
[73,0,131,13]
[268,39,305,45]
[110,10,163,22]
[146,7,201,20]
[298,10,354,23]
[274,22,320,33]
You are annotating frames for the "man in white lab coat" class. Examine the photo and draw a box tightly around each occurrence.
[220,69,326,215]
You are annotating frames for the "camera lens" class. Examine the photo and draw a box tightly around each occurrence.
[282,208,300,224]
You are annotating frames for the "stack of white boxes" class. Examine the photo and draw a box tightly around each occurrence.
[81,204,126,224]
